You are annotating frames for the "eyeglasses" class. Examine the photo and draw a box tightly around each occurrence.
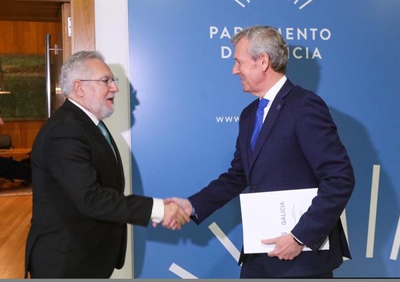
[79,77,119,88]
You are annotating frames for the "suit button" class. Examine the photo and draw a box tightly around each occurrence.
[250,186,257,192]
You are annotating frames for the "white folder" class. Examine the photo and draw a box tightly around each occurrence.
[240,187,329,254]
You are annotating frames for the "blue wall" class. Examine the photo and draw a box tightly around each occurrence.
[128,0,400,278]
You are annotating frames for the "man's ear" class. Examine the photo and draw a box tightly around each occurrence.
[259,53,270,71]
[74,80,85,97]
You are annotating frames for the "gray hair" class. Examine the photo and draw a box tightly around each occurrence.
[59,50,105,97]
[231,26,288,73]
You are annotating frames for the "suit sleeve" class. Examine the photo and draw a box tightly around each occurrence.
[290,92,355,251]
[44,120,153,226]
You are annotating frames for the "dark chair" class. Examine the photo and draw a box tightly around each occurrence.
[0,134,12,149]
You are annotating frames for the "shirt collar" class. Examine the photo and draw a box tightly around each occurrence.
[262,75,287,101]
[68,98,100,125]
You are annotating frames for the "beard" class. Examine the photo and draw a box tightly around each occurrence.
[99,106,114,120]
[90,99,114,120]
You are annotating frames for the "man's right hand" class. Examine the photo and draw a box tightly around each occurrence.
[164,197,193,216]
[154,200,190,230]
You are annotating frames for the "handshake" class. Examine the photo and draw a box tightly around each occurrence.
[153,198,193,230]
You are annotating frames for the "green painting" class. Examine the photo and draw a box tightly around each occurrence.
[0,54,46,120]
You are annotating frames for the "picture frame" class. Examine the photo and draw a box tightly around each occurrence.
[0,54,46,120]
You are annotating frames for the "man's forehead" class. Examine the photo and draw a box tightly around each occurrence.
[87,59,113,76]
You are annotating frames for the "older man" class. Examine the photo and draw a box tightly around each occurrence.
[25,51,189,278]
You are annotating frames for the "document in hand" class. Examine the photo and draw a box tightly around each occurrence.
[239,187,329,254]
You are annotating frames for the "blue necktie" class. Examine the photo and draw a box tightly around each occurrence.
[98,121,116,156]
[251,98,269,151]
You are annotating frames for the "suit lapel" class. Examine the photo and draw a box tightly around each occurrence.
[248,80,294,170]
[96,121,125,188]
[243,100,258,158]
[64,100,125,189]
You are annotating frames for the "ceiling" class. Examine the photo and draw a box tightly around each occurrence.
[0,0,68,22]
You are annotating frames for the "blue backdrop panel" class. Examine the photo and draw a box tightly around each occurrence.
[128,0,400,278]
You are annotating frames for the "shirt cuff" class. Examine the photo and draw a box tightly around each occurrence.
[151,198,164,223]
[290,232,304,246]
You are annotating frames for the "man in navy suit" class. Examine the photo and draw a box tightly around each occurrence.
[169,26,355,278]
[25,51,189,278]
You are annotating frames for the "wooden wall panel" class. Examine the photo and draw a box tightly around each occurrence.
[0,120,44,148]
[0,21,61,54]
[61,3,72,62]
[71,0,95,53]
[0,1,95,149]
[0,20,60,148]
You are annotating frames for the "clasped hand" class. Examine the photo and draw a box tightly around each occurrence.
[152,198,192,230]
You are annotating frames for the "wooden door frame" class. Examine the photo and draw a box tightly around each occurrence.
[70,0,95,55]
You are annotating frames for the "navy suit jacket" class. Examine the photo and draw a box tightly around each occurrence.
[25,99,153,278]
[189,79,355,277]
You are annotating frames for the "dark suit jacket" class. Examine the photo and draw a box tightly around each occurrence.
[189,79,355,277]
[25,99,153,278]
[0,156,31,181]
